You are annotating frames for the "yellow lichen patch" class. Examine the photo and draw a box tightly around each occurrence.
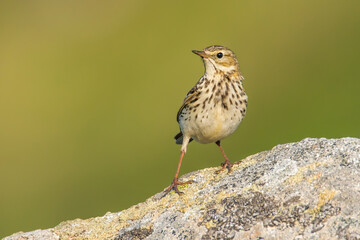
[176,182,192,192]
[54,214,124,240]
[242,183,261,194]
[317,189,336,210]
[306,172,322,183]
[212,170,227,182]
[284,170,304,185]
[178,187,235,213]
[215,191,235,203]
[204,220,217,229]
[306,189,337,216]
[284,162,325,186]
[117,188,184,225]
[120,201,156,221]
[208,157,258,184]
[249,183,261,192]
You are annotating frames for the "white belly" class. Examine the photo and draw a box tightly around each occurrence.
[180,105,243,144]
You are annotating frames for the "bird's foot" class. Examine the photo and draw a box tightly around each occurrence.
[164,178,194,195]
[215,160,233,174]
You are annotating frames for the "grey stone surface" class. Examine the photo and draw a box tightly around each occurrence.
[3,230,59,240]
[4,138,360,240]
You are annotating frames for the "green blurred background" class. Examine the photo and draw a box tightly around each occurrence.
[1,0,359,237]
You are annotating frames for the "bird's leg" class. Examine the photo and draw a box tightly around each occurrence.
[215,140,233,174]
[164,151,193,195]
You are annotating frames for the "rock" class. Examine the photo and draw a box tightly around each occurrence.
[4,138,360,240]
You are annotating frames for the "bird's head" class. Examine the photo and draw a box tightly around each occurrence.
[192,45,239,76]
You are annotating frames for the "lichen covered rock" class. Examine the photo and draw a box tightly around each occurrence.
[4,138,360,240]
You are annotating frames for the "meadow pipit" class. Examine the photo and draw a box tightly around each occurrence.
[165,45,248,195]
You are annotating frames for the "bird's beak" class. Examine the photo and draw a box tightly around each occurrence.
[192,50,209,58]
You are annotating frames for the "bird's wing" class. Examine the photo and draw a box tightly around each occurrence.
[176,86,199,123]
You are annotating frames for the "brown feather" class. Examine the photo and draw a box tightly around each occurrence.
[176,86,200,123]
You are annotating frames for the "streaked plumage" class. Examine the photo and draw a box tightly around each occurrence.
[165,45,248,195]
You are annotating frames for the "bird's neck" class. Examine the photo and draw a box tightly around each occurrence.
[203,62,242,81]
[204,68,243,83]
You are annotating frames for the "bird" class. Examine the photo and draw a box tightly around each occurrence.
[165,45,248,195]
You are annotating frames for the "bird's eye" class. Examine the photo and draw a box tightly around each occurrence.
[217,52,223,58]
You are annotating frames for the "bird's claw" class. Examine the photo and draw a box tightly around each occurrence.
[215,161,233,174]
[164,178,194,196]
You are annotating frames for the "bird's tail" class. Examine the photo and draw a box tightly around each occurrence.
[174,132,183,145]
[174,132,193,145]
